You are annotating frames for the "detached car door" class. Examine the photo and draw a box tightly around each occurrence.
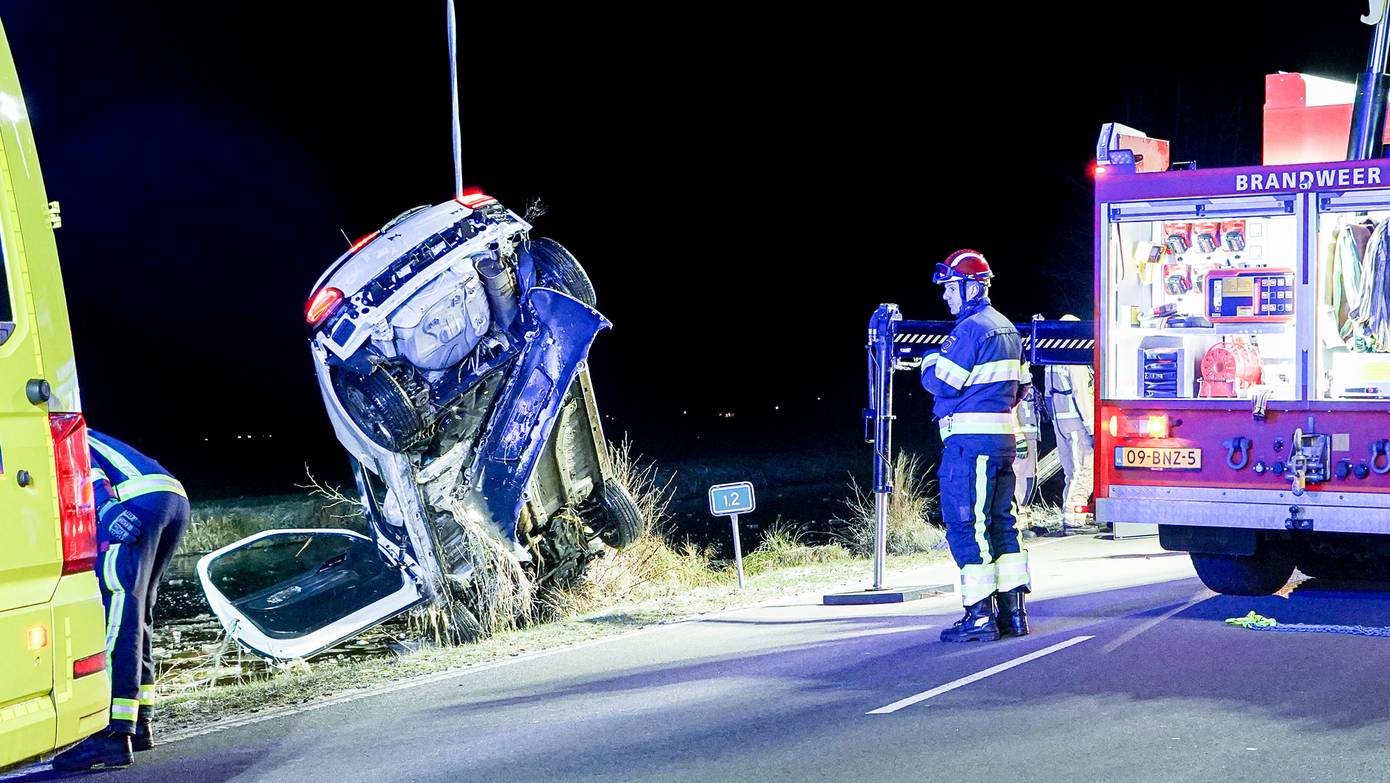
[197,529,424,662]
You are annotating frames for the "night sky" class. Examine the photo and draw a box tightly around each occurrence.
[2,2,1380,496]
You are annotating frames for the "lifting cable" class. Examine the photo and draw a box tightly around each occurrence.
[1225,610,1390,638]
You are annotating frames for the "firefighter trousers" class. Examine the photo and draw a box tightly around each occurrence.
[939,436,1031,606]
[96,492,190,733]
[1053,421,1095,524]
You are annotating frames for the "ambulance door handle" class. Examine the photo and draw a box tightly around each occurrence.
[25,379,50,406]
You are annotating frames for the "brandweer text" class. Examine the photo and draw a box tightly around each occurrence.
[1235,167,1383,192]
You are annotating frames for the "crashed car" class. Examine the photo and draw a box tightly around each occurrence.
[198,190,642,661]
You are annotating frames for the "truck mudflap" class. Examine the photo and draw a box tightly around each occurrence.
[464,286,610,545]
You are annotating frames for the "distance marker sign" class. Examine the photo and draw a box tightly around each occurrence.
[708,482,755,516]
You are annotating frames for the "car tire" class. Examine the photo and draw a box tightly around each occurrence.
[331,367,426,452]
[1191,546,1296,595]
[595,478,643,548]
[529,237,597,308]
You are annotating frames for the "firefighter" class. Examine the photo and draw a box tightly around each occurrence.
[921,249,1031,643]
[53,431,189,772]
[1045,314,1096,531]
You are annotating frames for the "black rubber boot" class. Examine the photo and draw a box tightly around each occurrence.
[996,588,1030,637]
[133,708,154,752]
[939,596,1001,643]
[51,730,134,771]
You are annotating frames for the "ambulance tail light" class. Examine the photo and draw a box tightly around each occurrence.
[50,413,97,575]
[1109,413,1170,439]
[305,287,344,327]
[73,651,106,679]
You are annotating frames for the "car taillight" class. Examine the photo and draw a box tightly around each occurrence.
[348,230,380,254]
[49,413,96,575]
[305,287,344,326]
[455,187,496,209]
[73,651,106,679]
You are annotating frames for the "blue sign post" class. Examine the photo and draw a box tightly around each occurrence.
[708,481,755,589]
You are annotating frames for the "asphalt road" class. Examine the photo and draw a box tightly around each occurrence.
[11,536,1390,783]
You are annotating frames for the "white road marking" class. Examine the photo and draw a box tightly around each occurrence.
[1101,589,1209,653]
[866,635,1095,714]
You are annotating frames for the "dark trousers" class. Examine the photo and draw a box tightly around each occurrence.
[939,436,1029,605]
[96,493,189,733]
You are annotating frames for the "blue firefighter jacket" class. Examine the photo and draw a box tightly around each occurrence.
[920,297,1026,442]
[89,430,186,514]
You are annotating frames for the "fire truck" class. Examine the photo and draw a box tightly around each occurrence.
[1094,45,1390,594]
[866,15,1390,598]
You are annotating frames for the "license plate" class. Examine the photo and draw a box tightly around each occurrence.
[1114,446,1202,470]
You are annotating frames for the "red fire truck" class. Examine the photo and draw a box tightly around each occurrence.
[1094,65,1390,595]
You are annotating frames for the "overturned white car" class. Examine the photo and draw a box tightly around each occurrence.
[198,191,641,661]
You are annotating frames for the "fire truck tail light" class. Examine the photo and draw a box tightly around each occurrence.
[1111,414,1170,439]
[1147,415,1169,438]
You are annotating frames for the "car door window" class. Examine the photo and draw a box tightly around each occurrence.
[197,529,424,661]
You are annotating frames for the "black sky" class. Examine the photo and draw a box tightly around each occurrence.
[1,2,1379,495]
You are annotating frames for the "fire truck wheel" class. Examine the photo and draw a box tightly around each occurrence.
[1190,548,1296,596]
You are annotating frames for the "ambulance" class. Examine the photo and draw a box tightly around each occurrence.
[0,19,110,769]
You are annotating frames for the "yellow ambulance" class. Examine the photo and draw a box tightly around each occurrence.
[0,19,111,770]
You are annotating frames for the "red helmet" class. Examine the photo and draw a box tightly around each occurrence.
[934,249,994,284]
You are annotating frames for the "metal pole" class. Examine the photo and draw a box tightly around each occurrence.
[447,0,463,196]
[867,305,900,591]
[730,513,745,589]
[1349,0,1390,160]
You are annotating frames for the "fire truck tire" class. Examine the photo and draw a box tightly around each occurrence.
[529,237,597,308]
[1190,548,1296,596]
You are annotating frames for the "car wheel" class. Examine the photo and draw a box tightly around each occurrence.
[529,237,597,308]
[1191,546,1296,595]
[331,367,426,452]
[594,478,643,548]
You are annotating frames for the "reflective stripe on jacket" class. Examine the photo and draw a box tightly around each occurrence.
[89,430,186,507]
[921,298,1025,439]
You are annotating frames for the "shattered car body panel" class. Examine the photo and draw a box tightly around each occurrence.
[199,195,639,661]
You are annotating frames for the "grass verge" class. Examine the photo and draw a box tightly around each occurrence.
[158,548,948,737]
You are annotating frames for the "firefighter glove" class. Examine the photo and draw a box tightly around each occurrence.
[98,499,142,543]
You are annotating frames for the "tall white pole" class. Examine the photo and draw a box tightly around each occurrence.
[447,0,463,196]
